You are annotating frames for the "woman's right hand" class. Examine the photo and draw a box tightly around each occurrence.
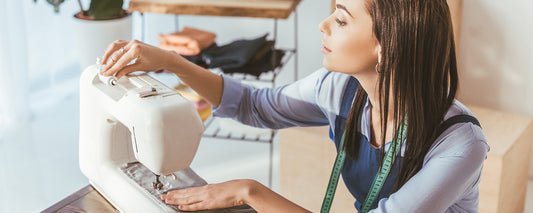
[101,39,224,107]
[100,39,181,79]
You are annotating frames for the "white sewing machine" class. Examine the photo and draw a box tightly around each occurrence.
[78,61,205,212]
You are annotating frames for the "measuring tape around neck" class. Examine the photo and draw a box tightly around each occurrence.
[320,120,407,213]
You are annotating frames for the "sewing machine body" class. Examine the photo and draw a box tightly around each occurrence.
[79,65,204,212]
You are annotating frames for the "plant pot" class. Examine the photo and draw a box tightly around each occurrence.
[72,13,132,70]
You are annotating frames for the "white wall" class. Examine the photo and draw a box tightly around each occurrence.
[24,0,330,90]
[456,0,533,179]
[6,1,330,212]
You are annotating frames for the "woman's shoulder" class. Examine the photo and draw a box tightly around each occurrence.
[308,68,356,116]
[311,67,353,89]
[311,68,356,97]
[442,100,477,121]
[424,100,490,163]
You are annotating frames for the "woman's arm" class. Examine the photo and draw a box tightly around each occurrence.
[213,69,332,129]
[246,180,311,213]
[164,51,224,107]
[161,179,311,213]
[101,40,332,129]
[100,40,225,107]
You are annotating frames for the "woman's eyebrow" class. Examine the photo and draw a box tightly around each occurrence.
[336,4,354,18]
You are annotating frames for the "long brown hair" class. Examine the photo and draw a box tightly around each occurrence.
[343,0,458,192]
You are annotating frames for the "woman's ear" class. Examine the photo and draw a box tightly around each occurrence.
[376,45,382,64]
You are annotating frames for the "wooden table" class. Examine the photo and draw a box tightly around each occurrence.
[42,185,118,213]
[128,0,301,19]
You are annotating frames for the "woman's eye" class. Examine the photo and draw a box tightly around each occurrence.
[335,18,346,26]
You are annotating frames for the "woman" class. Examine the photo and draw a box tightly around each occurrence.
[100,0,489,212]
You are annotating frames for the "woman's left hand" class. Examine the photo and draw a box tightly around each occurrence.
[161,179,254,211]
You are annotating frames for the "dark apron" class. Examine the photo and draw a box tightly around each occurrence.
[328,77,481,211]
[328,77,401,211]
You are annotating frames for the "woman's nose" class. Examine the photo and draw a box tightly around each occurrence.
[318,18,329,35]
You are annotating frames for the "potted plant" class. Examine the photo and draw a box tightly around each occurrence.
[38,0,127,20]
[36,0,132,68]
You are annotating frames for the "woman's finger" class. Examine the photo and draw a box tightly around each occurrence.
[115,61,143,79]
[164,186,208,203]
[102,40,137,73]
[102,40,140,73]
[102,43,140,77]
[167,194,203,206]
[178,201,207,212]
[168,186,204,198]
[102,40,127,66]
[164,191,204,205]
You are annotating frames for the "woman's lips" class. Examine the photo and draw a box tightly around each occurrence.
[321,45,332,54]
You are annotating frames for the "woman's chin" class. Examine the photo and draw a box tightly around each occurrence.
[323,61,342,73]
[323,59,334,71]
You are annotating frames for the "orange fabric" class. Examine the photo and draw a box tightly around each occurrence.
[158,27,216,56]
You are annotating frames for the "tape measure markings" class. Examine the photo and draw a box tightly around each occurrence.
[320,119,406,213]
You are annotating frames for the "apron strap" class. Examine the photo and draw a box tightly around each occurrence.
[437,114,481,137]
[339,77,359,118]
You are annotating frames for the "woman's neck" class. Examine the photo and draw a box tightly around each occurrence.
[353,72,395,123]
[353,71,396,147]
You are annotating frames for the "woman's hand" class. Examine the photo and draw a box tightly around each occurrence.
[100,39,181,79]
[161,179,255,211]
[100,39,224,107]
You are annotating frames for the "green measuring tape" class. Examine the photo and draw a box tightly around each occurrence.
[320,120,407,213]
[320,131,349,213]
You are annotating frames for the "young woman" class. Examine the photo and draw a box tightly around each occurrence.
[100,0,489,212]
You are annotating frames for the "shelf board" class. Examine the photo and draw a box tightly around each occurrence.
[128,0,301,19]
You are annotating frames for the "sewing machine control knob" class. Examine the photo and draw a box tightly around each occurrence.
[138,87,157,98]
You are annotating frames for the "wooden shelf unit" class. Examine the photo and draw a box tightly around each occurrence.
[128,0,301,19]
[128,0,301,189]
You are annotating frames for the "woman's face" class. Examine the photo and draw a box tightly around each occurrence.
[319,0,380,75]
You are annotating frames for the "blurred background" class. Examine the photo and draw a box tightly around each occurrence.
[0,0,532,212]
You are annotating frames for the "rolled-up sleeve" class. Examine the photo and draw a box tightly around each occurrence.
[213,69,330,129]
[213,76,245,117]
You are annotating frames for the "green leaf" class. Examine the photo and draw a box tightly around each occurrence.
[87,0,124,20]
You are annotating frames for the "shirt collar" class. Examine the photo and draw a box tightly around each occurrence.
[360,98,406,156]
